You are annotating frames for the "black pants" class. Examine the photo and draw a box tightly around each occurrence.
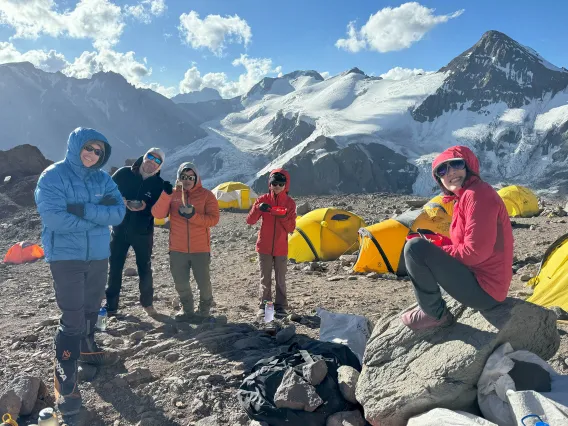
[404,238,499,319]
[105,231,154,310]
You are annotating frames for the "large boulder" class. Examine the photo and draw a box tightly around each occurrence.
[356,298,560,426]
[0,144,52,181]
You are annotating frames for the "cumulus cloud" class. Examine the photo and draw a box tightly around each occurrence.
[125,0,166,24]
[179,54,281,98]
[178,11,252,56]
[0,0,124,49]
[336,2,463,53]
[0,41,68,72]
[379,67,432,80]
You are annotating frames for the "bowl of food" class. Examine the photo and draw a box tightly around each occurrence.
[127,200,144,209]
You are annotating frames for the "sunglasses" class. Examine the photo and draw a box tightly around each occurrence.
[180,175,196,181]
[83,145,103,157]
[270,182,285,187]
[435,159,466,177]
[146,153,163,165]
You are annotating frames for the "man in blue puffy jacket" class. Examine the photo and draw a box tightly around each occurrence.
[35,127,126,420]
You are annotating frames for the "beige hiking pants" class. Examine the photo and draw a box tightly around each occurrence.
[258,253,288,309]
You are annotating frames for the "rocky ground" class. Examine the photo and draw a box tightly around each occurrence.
[0,191,567,426]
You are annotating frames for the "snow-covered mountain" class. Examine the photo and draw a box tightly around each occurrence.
[163,30,568,196]
[0,62,206,167]
[172,88,222,104]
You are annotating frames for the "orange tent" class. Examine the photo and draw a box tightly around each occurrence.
[3,241,44,264]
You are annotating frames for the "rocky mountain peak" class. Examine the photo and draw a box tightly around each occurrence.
[413,30,568,122]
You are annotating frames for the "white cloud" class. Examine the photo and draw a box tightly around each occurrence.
[336,2,463,53]
[320,71,331,80]
[379,67,432,80]
[179,54,281,98]
[0,41,68,72]
[142,82,177,98]
[125,0,166,24]
[178,11,252,56]
[0,0,124,49]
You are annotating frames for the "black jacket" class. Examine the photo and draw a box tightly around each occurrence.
[112,156,164,235]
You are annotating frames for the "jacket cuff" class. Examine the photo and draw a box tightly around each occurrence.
[83,203,96,221]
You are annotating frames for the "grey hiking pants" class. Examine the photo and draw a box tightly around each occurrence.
[169,251,213,314]
[404,238,498,319]
[258,253,288,309]
[49,259,108,359]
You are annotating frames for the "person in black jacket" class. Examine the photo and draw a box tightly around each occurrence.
[105,148,173,317]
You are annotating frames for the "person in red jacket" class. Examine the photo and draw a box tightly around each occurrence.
[402,145,514,331]
[246,169,297,318]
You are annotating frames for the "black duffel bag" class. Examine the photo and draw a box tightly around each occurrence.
[237,340,362,426]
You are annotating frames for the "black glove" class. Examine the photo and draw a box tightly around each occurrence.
[178,205,195,219]
[67,204,85,218]
[163,180,173,195]
[99,195,117,206]
[259,203,271,212]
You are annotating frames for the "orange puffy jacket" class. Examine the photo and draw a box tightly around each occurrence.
[152,162,220,253]
[246,169,296,257]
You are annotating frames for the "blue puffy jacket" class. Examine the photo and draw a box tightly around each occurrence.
[35,128,126,262]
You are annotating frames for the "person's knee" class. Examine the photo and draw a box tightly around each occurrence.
[404,237,430,260]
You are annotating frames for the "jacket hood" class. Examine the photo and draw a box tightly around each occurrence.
[432,145,480,196]
[177,161,202,190]
[64,127,111,176]
[268,168,290,194]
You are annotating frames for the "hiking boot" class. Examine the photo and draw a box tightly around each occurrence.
[143,306,158,317]
[401,306,454,331]
[80,339,119,366]
[275,307,288,318]
[175,311,201,323]
[54,359,82,416]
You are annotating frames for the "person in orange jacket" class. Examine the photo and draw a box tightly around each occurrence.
[246,169,296,318]
[152,162,220,322]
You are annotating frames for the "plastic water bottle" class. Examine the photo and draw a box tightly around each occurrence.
[37,407,58,426]
[96,307,108,331]
[264,301,274,323]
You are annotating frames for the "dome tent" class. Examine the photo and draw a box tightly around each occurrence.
[212,182,258,210]
[288,208,366,263]
[497,185,540,218]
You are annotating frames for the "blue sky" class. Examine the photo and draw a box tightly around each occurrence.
[1,0,567,98]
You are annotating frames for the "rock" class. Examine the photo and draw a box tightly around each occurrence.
[356,298,560,426]
[405,199,427,208]
[302,359,328,386]
[124,267,138,276]
[276,325,296,344]
[0,390,21,419]
[328,276,343,282]
[129,330,146,341]
[78,364,98,382]
[549,306,568,320]
[0,375,42,417]
[337,366,359,404]
[520,274,533,282]
[196,415,221,426]
[326,410,366,426]
[296,202,311,216]
[121,368,153,385]
[37,317,59,327]
[339,255,358,266]
[366,272,379,279]
[165,352,180,362]
[274,368,324,412]
[234,335,272,350]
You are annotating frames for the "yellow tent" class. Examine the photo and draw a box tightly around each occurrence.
[288,208,366,263]
[353,196,454,275]
[212,182,258,210]
[526,233,568,311]
[497,185,540,217]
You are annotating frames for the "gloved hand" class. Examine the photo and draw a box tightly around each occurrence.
[163,180,173,195]
[178,204,195,219]
[259,203,271,212]
[67,204,85,218]
[99,195,117,206]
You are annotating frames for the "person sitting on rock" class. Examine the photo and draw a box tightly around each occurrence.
[34,127,126,420]
[246,169,297,319]
[402,145,513,331]
[151,162,220,322]
[104,148,171,318]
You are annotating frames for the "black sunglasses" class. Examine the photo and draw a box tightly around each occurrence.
[146,153,163,165]
[270,182,285,187]
[180,175,196,181]
[435,159,466,177]
[84,145,103,157]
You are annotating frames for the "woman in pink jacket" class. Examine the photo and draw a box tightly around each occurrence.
[402,145,514,330]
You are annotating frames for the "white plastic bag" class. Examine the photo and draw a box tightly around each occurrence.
[316,307,371,363]
[477,342,565,426]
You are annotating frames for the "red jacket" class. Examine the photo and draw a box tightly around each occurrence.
[432,146,514,302]
[246,169,297,256]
